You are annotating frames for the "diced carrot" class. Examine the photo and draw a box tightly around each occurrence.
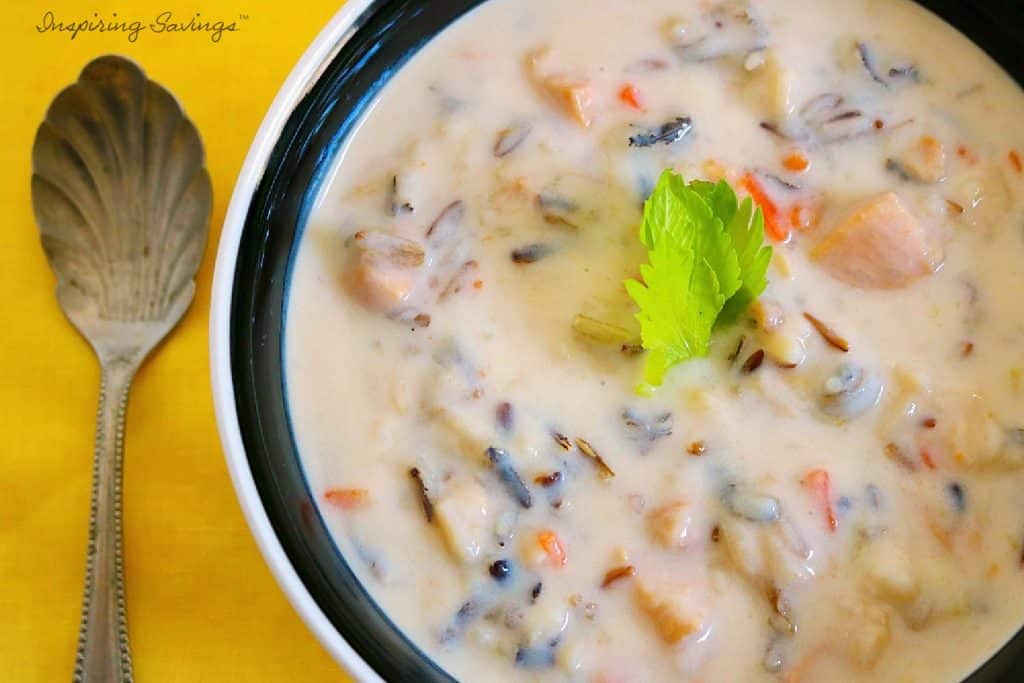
[926,518,954,552]
[801,469,837,532]
[537,529,567,567]
[740,173,788,241]
[324,488,370,509]
[618,84,646,112]
[920,447,937,470]
[788,203,821,231]
[782,150,810,173]
[789,206,803,229]
[1009,150,1023,174]
[956,144,977,164]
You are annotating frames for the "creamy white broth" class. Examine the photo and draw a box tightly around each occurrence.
[285,0,1024,680]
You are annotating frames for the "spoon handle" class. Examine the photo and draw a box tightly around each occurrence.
[74,360,136,683]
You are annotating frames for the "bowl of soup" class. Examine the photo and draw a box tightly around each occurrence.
[210,0,1024,680]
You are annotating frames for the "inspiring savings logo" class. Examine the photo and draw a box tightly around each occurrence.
[35,10,248,43]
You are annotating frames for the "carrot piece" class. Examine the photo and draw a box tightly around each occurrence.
[927,518,954,552]
[920,447,937,470]
[537,530,567,567]
[790,205,804,230]
[788,203,820,231]
[801,469,837,532]
[618,84,646,112]
[782,151,810,173]
[956,144,978,164]
[740,173,787,241]
[324,488,370,509]
[1010,150,1023,174]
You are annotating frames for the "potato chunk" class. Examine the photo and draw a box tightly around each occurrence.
[435,479,490,563]
[811,192,942,289]
[634,579,704,644]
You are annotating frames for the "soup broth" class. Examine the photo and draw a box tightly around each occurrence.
[286,0,1024,680]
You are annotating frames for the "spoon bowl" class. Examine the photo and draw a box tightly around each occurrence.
[31,54,211,682]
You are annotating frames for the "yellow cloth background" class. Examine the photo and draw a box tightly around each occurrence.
[1,1,353,680]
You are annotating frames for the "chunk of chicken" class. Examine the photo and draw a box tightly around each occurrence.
[754,305,810,369]
[519,588,570,647]
[633,579,705,644]
[836,596,892,669]
[898,557,971,628]
[947,163,1013,236]
[945,394,1023,470]
[348,256,417,312]
[647,502,694,550]
[669,0,768,62]
[857,528,972,629]
[810,192,942,289]
[745,50,795,124]
[720,517,766,577]
[435,479,490,563]
[720,516,814,589]
[431,403,492,459]
[895,135,947,183]
[527,48,594,128]
[858,534,919,603]
[345,231,425,313]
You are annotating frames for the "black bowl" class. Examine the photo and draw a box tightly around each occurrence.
[214,1,1024,680]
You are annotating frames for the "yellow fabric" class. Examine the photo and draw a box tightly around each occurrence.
[1,2,351,680]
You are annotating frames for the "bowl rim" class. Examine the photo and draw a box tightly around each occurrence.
[209,1,380,680]
[209,1,1024,681]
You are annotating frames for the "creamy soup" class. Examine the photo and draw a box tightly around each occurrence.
[285,0,1024,680]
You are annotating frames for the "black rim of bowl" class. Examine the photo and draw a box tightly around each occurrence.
[229,1,1024,681]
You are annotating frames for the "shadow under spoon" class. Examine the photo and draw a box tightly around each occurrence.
[30,55,212,682]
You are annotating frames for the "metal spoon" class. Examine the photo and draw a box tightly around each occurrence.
[30,55,211,682]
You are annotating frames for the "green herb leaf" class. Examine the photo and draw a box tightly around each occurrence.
[625,235,721,390]
[689,179,738,226]
[625,170,771,391]
[719,195,772,323]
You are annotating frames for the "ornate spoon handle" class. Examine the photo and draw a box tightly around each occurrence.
[74,359,137,683]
